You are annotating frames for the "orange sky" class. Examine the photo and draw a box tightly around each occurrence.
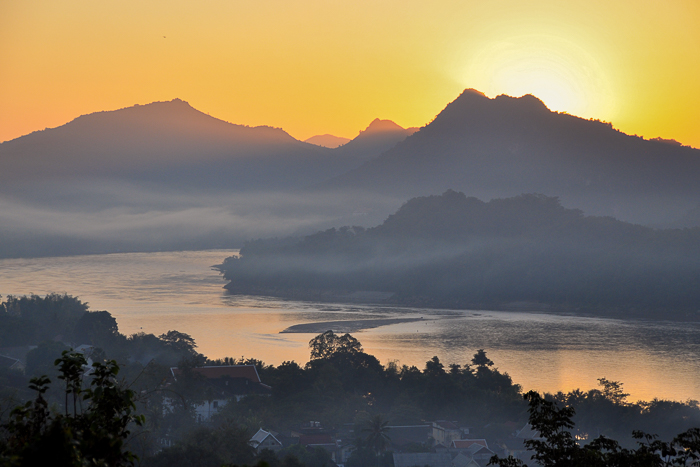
[1,1,699,147]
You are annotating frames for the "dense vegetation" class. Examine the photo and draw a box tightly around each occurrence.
[489,391,700,467]
[1,295,699,466]
[221,190,700,319]
[1,352,143,466]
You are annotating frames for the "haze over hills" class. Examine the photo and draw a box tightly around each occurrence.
[327,89,700,225]
[0,101,414,257]
[328,118,419,167]
[3,88,700,258]
[0,101,418,192]
[221,190,700,319]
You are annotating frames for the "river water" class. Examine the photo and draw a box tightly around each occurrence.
[1,249,699,402]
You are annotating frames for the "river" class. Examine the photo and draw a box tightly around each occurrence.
[1,249,699,402]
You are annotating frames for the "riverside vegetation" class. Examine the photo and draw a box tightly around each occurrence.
[221,190,700,319]
[1,295,700,466]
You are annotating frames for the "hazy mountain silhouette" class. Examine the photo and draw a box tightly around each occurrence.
[4,90,700,257]
[0,101,417,258]
[331,118,418,166]
[327,89,700,225]
[222,190,700,318]
[0,99,353,191]
[304,134,351,148]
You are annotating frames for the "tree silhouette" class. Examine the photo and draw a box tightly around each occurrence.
[489,391,700,467]
[309,331,363,360]
[472,349,494,368]
[0,350,144,466]
[362,414,391,465]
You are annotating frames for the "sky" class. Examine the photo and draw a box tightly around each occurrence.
[1,1,699,147]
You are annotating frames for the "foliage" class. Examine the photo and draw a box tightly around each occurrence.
[362,414,391,455]
[489,391,700,467]
[2,297,700,467]
[0,350,144,467]
[308,331,363,360]
[277,444,333,467]
[73,310,120,348]
[0,294,88,347]
[144,422,255,467]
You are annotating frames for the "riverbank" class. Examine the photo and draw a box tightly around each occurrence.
[223,283,700,323]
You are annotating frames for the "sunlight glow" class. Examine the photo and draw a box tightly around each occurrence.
[464,35,616,119]
[2,1,699,146]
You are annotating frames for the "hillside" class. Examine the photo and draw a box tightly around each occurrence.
[0,99,345,191]
[327,89,700,225]
[221,190,700,319]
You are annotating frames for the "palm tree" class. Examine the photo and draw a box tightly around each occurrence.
[362,414,391,466]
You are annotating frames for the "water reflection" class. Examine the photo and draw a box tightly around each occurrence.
[1,250,698,402]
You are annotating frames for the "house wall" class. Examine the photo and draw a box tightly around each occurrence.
[193,399,229,421]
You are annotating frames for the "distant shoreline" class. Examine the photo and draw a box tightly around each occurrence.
[224,285,700,323]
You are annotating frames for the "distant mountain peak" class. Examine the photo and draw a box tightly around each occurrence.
[424,88,552,132]
[461,88,488,99]
[305,134,351,148]
[360,118,406,135]
[446,88,550,113]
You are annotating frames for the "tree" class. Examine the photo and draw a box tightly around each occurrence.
[488,391,700,467]
[424,356,445,378]
[2,294,88,345]
[472,349,494,368]
[362,414,391,463]
[159,330,198,355]
[73,310,120,347]
[597,378,629,405]
[0,350,144,466]
[308,331,363,360]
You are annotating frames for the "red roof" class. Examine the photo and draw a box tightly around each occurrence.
[299,434,335,446]
[451,439,488,449]
[170,365,261,383]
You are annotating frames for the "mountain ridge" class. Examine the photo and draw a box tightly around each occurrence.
[0,98,341,190]
[326,89,700,225]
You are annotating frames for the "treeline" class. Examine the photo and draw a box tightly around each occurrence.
[0,294,204,415]
[221,191,700,318]
[2,296,700,466]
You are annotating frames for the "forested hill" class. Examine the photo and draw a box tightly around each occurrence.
[326,89,700,226]
[221,190,700,319]
[0,99,341,191]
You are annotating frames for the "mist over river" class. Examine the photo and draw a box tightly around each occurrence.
[1,249,699,402]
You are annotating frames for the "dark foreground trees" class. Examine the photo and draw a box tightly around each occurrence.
[0,351,143,467]
[489,391,700,467]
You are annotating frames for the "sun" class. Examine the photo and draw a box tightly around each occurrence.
[461,34,616,119]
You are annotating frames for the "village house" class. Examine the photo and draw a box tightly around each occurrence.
[249,428,283,453]
[450,439,494,463]
[432,420,468,447]
[168,365,271,421]
[385,425,432,451]
[451,452,483,467]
